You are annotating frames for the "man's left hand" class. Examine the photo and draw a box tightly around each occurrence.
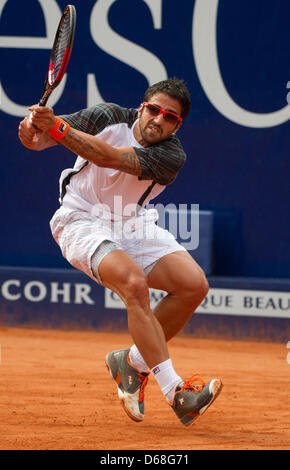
[28,105,56,132]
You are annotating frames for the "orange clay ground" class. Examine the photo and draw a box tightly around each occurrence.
[0,327,289,450]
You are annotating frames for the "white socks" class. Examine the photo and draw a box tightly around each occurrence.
[151,358,183,403]
[129,345,183,403]
[129,344,150,373]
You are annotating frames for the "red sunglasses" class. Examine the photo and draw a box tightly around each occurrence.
[141,102,183,124]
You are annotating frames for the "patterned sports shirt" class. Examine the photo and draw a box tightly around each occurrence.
[59,103,186,218]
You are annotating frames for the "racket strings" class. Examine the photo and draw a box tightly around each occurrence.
[53,13,72,77]
[39,5,75,105]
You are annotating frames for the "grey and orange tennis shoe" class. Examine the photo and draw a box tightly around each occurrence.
[105,348,149,422]
[169,375,223,426]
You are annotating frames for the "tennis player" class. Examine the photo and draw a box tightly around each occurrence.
[18,78,222,426]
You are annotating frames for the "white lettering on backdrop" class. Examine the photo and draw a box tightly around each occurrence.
[0,0,67,116]
[88,0,166,106]
[0,0,289,127]
[193,0,290,127]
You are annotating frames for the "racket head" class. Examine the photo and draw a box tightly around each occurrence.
[39,5,76,106]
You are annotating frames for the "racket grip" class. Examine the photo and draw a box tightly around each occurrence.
[29,101,41,127]
[29,111,40,130]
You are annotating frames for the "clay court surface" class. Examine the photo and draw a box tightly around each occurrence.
[0,326,289,450]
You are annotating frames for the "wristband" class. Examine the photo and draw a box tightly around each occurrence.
[48,117,70,141]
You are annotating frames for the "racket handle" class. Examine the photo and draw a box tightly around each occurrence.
[29,101,41,126]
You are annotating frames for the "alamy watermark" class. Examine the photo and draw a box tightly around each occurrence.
[90,197,200,250]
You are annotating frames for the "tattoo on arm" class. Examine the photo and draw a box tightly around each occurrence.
[63,128,100,160]
[118,151,142,176]
[61,128,142,176]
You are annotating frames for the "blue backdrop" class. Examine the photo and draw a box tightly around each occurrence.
[0,0,289,278]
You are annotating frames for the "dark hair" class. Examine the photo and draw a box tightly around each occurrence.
[143,77,191,119]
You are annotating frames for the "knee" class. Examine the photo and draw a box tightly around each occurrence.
[197,271,209,298]
[124,271,149,307]
[180,270,209,306]
[200,274,209,302]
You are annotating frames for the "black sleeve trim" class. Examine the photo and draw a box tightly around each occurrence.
[60,103,137,135]
[134,135,186,186]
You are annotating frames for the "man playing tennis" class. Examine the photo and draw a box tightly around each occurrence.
[18,78,222,426]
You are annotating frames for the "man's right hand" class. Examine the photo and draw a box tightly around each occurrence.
[18,116,57,151]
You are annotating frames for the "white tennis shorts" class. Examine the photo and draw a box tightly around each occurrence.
[50,206,186,285]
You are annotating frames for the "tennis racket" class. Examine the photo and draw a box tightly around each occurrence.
[35,5,76,108]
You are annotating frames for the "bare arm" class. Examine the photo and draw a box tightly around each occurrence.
[62,127,142,175]
[28,105,142,176]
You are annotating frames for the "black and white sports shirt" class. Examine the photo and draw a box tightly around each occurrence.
[58,103,186,217]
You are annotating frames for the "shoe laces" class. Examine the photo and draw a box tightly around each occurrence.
[137,373,149,402]
[180,374,205,394]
